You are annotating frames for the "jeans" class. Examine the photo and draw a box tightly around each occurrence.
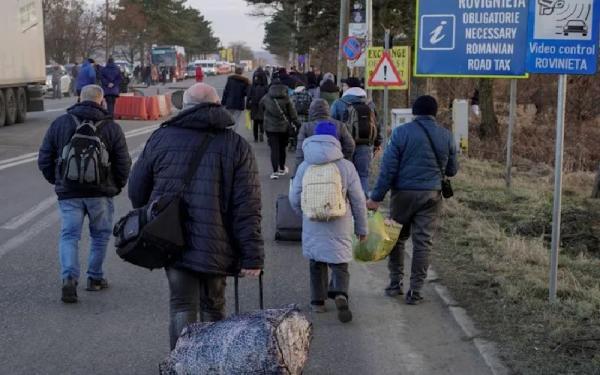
[253,119,264,141]
[166,267,227,350]
[388,191,442,292]
[267,131,289,173]
[58,197,114,281]
[309,260,349,304]
[52,82,61,99]
[353,145,373,195]
[105,96,117,116]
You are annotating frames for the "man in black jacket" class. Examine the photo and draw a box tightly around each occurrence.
[38,85,131,303]
[128,83,264,350]
[221,67,250,131]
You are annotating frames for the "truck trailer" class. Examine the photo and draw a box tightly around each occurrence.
[0,0,46,126]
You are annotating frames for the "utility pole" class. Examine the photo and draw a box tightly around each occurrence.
[337,0,349,87]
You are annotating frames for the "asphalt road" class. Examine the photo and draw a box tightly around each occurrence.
[0,75,491,374]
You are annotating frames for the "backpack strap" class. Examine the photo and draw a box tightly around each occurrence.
[415,120,445,179]
[70,114,108,133]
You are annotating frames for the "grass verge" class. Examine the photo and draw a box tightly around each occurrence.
[432,158,600,374]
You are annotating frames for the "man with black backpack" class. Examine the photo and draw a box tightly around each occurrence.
[331,77,381,195]
[38,84,131,304]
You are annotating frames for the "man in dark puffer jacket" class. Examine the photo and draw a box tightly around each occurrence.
[221,67,250,131]
[128,83,264,350]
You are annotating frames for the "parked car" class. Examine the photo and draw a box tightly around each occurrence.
[45,65,72,97]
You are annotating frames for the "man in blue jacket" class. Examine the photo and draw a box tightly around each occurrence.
[100,57,122,116]
[331,77,382,195]
[367,95,458,305]
[76,58,97,99]
[38,85,131,303]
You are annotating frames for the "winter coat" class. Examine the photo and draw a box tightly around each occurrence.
[76,62,96,91]
[295,99,355,167]
[222,74,250,111]
[290,135,368,264]
[259,84,299,133]
[370,115,459,201]
[100,62,122,97]
[38,101,131,200]
[319,80,339,107]
[306,71,318,89]
[331,88,382,147]
[127,103,264,275]
[246,83,268,121]
[195,66,204,82]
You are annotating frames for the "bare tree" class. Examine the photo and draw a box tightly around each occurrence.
[593,163,600,199]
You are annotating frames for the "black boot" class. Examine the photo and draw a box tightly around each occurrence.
[61,278,78,303]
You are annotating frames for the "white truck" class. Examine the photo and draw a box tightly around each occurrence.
[0,0,46,126]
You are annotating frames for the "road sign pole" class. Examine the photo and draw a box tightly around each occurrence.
[366,0,373,101]
[382,29,390,148]
[549,74,568,303]
[337,0,349,87]
[505,79,517,189]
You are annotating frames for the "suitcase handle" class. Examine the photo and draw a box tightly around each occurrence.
[234,271,264,315]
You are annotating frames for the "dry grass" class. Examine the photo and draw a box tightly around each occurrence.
[432,158,600,374]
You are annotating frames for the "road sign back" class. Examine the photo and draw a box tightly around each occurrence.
[368,52,403,86]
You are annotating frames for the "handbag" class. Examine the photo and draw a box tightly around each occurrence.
[272,97,296,137]
[415,120,454,199]
[113,133,215,270]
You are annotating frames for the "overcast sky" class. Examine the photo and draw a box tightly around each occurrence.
[186,0,266,51]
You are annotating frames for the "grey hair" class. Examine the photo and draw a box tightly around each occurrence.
[182,83,220,109]
[80,85,104,104]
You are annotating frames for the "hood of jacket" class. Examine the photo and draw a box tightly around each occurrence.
[342,87,367,99]
[268,84,289,98]
[302,135,344,165]
[228,74,250,85]
[320,79,339,93]
[163,103,235,130]
[67,101,110,121]
[103,62,120,72]
[308,99,330,121]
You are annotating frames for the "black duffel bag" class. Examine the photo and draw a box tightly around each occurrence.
[113,132,215,270]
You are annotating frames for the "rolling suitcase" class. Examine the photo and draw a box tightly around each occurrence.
[275,194,302,241]
[160,272,313,375]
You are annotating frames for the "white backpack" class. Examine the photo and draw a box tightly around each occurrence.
[301,163,347,221]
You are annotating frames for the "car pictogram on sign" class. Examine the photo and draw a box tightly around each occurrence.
[563,19,588,36]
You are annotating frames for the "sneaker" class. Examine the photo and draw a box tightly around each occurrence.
[277,166,289,176]
[311,303,327,313]
[385,282,404,297]
[405,290,424,305]
[334,295,353,323]
[269,173,280,180]
[61,278,78,303]
[86,277,109,292]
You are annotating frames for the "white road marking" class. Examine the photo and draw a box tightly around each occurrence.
[0,124,158,171]
[0,211,59,259]
[0,196,56,230]
[44,108,68,113]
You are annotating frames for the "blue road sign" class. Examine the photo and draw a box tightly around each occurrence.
[415,0,529,77]
[342,37,362,61]
[526,0,600,75]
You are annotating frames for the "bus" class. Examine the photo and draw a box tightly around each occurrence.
[151,45,186,81]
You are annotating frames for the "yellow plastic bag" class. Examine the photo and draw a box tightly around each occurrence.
[353,212,402,262]
[245,110,252,130]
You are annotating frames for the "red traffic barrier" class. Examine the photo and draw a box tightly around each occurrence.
[114,96,148,121]
[145,96,160,121]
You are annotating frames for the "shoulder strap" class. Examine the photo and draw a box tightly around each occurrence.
[180,133,216,193]
[415,120,444,178]
[272,97,290,125]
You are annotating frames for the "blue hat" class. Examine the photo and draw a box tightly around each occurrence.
[314,121,337,138]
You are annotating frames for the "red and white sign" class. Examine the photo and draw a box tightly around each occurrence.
[368,52,404,87]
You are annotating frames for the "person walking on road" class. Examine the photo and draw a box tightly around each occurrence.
[246,70,269,142]
[295,99,354,168]
[367,95,458,305]
[222,66,250,131]
[290,122,368,323]
[331,77,382,195]
[51,65,62,99]
[306,66,321,99]
[260,79,300,180]
[76,59,97,99]
[319,73,340,107]
[195,65,204,82]
[127,83,264,350]
[38,85,132,304]
[100,58,122,116]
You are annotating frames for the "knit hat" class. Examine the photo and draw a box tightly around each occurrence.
[412,95,438,117]
[342,77,362,88]
[314,121,338,138]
